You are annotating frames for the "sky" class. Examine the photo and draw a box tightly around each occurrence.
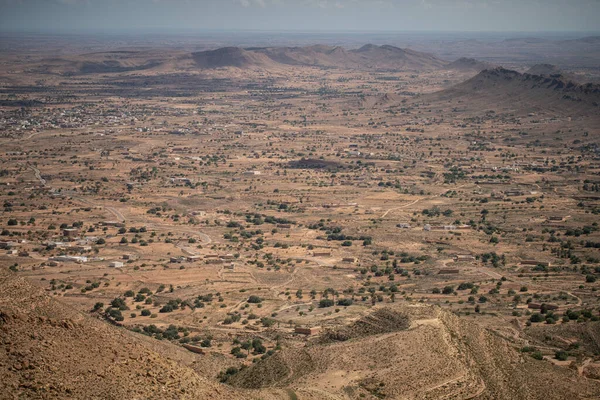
[0,0,599,34]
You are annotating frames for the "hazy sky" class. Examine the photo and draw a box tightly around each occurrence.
[1,0,599,33]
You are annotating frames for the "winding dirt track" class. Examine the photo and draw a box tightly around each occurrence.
[381,198,423,218]
[380,184,468,219]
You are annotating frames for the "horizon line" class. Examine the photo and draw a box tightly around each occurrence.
[1,29,599,36]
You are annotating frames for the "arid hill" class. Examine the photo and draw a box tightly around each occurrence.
[4,266,598,400]
[249,45,358,68]
[526,63,564,76]
[72,51,165,74]
[30,44,448,75]
[0,270,247,399]
[527,321,600,356]
[191,44,446,71]
[191,47,276,69]
[446,57,495,72]
[27,50,185,75]
[226,306,600,399]
[423,67,600,116]
[525,63,585,83]
[348,44,446,70]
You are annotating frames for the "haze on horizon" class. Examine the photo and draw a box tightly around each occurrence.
[0,0,599,35]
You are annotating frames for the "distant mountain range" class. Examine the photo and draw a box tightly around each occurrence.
[28,44,503,75]
[191,44,448,71]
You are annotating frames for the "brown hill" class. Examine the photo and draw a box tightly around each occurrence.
[0,270,248,399]
[227,306,600,399]
[526,320,600,355]
[191,44,445,71]
[191,47,276,69]
[30,50,173,75]
[428,67,600,116]
[525,64,584,83]
[348,44,446,70]
[320,308,410,342]
[26,44,445,75]
[256,45,363,68]
[2,269,599,399]
[446,57,495,72]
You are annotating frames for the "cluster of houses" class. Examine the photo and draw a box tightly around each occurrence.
[45,234,98,249]
[3,235,100,260]
[0,240,26,256]
[0,105,136,138]
[45,252,140,268]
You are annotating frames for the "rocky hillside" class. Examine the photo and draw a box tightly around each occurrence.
[227,306,600,399]
[427,67,600,116]
[2,270,599,399]
[0,270,247,399]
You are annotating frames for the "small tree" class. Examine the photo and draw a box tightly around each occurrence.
[555,351,568,361]
[530,313,544,323]
[319,299,334,308]
[337,298,353,306]
[247,295,262,304]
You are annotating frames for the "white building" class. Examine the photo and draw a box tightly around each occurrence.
[49,256,87,264]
